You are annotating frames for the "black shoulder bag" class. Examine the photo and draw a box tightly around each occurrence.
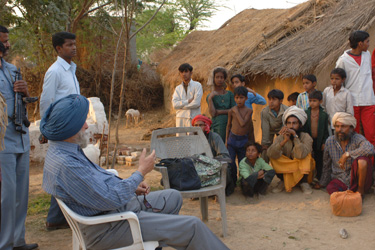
[157,158,201,191]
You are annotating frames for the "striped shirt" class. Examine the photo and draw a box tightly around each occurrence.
[320,133,374,187]
[296,91,309,111]
[42,141,143,216]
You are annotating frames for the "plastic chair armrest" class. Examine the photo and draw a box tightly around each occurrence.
[154,166,170,189]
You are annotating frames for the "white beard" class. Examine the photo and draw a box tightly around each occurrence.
[74,130,89,148]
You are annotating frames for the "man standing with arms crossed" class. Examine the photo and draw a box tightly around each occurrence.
[39,31,80,231]
[172,63,203,127]
[0,25,38,250]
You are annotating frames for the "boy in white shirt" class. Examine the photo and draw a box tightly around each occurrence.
[172,63,203,127]
[322,68,354,130]
[336,30,375,145]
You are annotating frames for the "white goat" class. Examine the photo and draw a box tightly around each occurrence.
[125,109,140,127]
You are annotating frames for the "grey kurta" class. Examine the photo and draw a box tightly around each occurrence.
[260,104,289,146]
[267,132,313,160]
[207,131,230,159]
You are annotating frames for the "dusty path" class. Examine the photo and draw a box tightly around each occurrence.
[25,110,375,250]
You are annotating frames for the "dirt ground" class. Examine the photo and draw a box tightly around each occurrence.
[25,109,375,250]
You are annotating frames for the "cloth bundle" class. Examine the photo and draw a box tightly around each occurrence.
[190,154,222,187]
[330,190,362,217]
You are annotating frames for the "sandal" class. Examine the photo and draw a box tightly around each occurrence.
[312,183,321,190]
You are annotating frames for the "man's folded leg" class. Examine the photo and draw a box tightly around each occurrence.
[81,189,229,250]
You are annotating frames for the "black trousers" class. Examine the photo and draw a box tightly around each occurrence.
[241,170,275,197]
[313,138,324,180]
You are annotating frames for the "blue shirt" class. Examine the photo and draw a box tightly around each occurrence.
[245,92,266,110]
[40,56,80,117]
[42,141,144,216]
[0,58,30,154]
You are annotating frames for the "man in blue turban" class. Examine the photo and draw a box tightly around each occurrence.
[40,94,89,142]
[41,94,229,250]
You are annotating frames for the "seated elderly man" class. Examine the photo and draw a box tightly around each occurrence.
[267,106,314,194]
[315,112,374,196]
[192,114,230,159]
[41,95,229,250]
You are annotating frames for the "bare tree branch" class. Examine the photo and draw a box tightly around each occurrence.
[129,0,166,40]
[81,1,112,19]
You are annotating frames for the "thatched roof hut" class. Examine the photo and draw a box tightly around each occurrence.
[158,0,375,140]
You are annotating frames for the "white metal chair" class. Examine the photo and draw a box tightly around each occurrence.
[56,169,159,250]
[150,127,228,237]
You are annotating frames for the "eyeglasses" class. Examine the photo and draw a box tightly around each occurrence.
[143,194,166,213]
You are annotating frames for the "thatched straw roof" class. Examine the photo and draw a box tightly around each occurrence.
[158,4,296,86]
[241,0,375,78]
[158,0,375,85]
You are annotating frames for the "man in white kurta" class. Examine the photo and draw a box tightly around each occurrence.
[39,31,80,231]
[172,63,203,127]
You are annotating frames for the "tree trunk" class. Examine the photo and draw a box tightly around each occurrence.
[105,26,124,168]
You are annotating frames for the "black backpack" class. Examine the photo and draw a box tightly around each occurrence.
[157,158,201,191]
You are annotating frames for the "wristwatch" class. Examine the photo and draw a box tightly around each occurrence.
[294,134,299,139]
[345,152,350,157]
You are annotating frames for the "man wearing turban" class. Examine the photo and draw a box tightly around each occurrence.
[192,114,230,159]
[267,106,315,194]
[316,112,374,197]
[41,95,229,250]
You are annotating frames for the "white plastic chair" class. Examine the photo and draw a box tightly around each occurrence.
[56,169,159,250]
[150,127,228,237]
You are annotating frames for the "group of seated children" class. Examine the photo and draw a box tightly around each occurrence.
[213,65,371,198]
[193,30,375,199]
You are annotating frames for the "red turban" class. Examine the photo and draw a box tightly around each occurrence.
[192,115,212,133]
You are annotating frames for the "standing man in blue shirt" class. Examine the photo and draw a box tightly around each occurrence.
[0,25,38,250]
[39,31,80,231]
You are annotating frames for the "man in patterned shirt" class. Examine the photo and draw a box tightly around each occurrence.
[315,112,374,196]
[41,94,229,250]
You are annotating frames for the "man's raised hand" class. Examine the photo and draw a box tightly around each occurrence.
[138,148,156,177]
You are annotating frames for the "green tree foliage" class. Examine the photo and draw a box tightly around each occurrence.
[176,0,219,31]
[136,0,220,61]
[136,4,186,60]
[6,0,69,66]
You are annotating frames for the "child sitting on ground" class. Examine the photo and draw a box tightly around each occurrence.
[239,142,275,197]
[322,68,354,131]
[296,75,318,110]
[260,89,289,162]
[230,74,266,110]
[226,86,255,196]
[302,90,329,181]
[287,92,299,106]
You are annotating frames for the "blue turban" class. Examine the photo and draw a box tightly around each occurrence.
[40,94,89,141]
